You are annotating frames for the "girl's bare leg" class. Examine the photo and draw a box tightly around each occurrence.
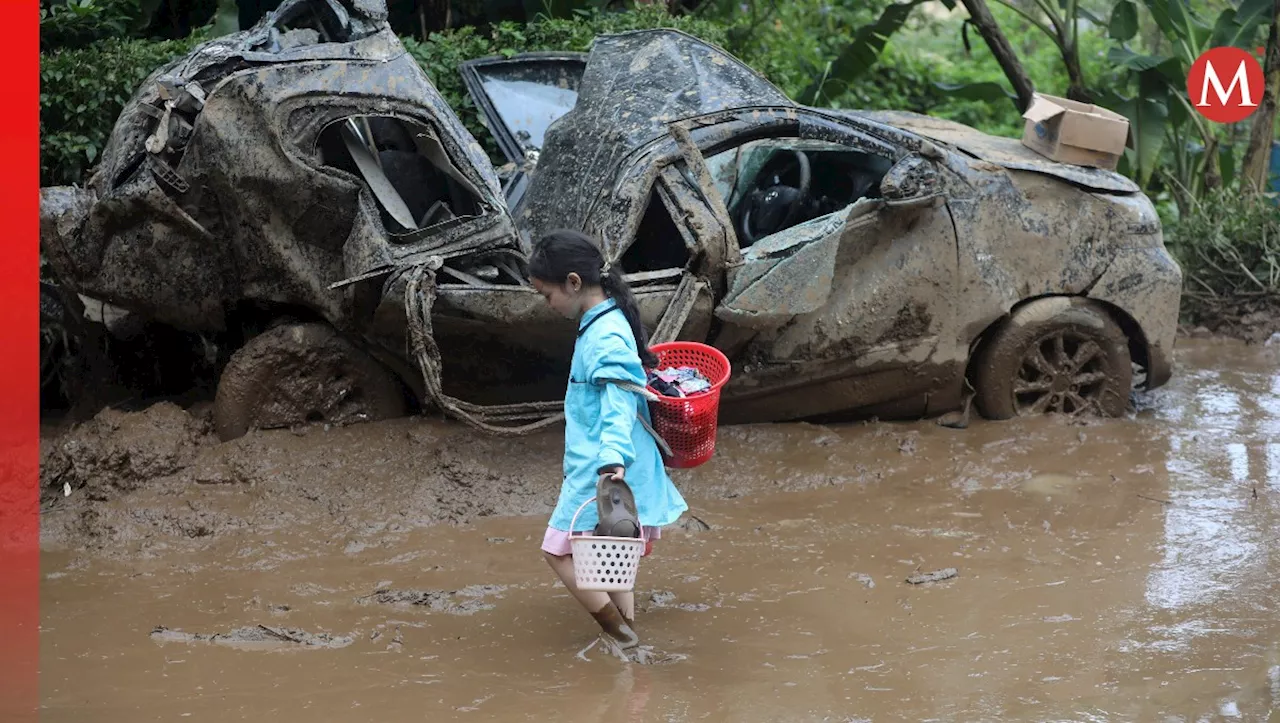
[544,552,639,648]
[608,592,635,621]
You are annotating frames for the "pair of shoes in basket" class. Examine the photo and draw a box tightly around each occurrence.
[594,474,640,539]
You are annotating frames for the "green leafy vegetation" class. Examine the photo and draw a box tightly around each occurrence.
[1169,187,1280,333]
[40,32,206,186]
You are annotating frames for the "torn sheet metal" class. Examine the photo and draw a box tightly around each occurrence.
[714,210,849,331]
[41,0,518,336]
[518,29,791,244]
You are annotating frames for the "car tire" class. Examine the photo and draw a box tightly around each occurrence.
[212,322,410,441]
[972,297,1132,420]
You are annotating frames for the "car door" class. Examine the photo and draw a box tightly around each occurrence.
[668,112,961,422]
[457,52,588,211]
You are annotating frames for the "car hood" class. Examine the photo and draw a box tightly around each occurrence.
[847,110,1140,194]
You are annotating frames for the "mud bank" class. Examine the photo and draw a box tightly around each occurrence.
[39,401,565,551]
[39,338,1280,721]
[1180,299,1280,346]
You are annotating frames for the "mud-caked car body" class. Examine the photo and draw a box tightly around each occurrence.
[40,0,1182,439]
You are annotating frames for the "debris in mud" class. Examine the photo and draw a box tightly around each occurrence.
[40,402,214,504]
[1183,300,1280,345]
[850,572,877,589]
[149,625,353,649]
[383,625,405,651]
[40,412,563,550]
[812,431,841,447]
[935,394,974,429]
[898,436,918,456]
[242,597,295,615]
[291,583,336,597]
[368,622,411,651]
[577,636,687,665]
[356,585,506,615]
[644,591,711,612]
[905,568,958,585]
[188,458,248,486]
[676,515,712,533]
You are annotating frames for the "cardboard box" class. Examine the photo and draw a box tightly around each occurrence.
[1020,93,1131,170]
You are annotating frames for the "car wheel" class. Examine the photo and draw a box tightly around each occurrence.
[212,322,410,441]
[972,297,1132,420]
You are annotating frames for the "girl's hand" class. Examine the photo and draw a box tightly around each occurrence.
[597,466,625,485]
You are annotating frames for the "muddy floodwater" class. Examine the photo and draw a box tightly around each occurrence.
[38,339,1280,721]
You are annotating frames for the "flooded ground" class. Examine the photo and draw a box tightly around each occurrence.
[38,338,1280,721]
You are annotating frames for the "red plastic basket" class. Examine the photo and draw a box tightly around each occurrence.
[646,342,732,469]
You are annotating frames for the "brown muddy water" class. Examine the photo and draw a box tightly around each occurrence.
[39,339,1280,721]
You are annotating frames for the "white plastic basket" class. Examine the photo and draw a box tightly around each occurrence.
[568,498,647,592]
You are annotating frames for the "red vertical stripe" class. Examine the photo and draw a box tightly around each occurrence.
[0,1,41,721]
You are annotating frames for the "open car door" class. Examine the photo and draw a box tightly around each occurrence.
[457,53,587,210]
[661,110,960,422]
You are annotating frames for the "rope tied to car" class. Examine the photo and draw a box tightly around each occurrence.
[404,262,566,436]
[402,260,680,456]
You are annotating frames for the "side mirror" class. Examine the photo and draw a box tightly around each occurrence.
[879,155,942,208]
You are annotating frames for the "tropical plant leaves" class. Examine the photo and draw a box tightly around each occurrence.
[1078,7,1107,26]
[1218,143,1237,190]
[1209,0,1273,51]
[799,0,935,105]
[1106,45,1172,72]
[1109,0,1139,42]
[1114,93,1169,188]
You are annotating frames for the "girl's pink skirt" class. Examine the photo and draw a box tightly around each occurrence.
[541,525,661,557]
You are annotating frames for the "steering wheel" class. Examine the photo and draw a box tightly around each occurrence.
[739,149,812,245]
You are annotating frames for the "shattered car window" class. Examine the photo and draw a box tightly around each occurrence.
[465,59,585,159]
[619,180,694,274]
[316,115,487,235]
[703,138,896,246]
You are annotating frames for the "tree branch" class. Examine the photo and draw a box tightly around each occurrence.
[960,0,1037,111]
[1242,0,1280,193]
[990,0,1057,41]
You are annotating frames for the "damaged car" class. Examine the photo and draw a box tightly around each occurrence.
[39,0,1182,441]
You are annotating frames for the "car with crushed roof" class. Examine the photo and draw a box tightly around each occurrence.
[38,0,1182,441]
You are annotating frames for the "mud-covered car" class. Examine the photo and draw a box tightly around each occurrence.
[39,0,1182,440]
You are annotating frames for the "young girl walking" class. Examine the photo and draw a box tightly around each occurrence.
[529,229,688,650]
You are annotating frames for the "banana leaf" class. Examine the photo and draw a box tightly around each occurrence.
[799,0,954,105]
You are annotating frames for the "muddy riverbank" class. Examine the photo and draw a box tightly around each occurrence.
[39,338,1280,721]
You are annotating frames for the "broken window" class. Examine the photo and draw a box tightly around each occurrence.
[458,56,585,166]
[705,139,894,247]
[316,115,486,238]
[457,54,586,209]
[620,185,691,274]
